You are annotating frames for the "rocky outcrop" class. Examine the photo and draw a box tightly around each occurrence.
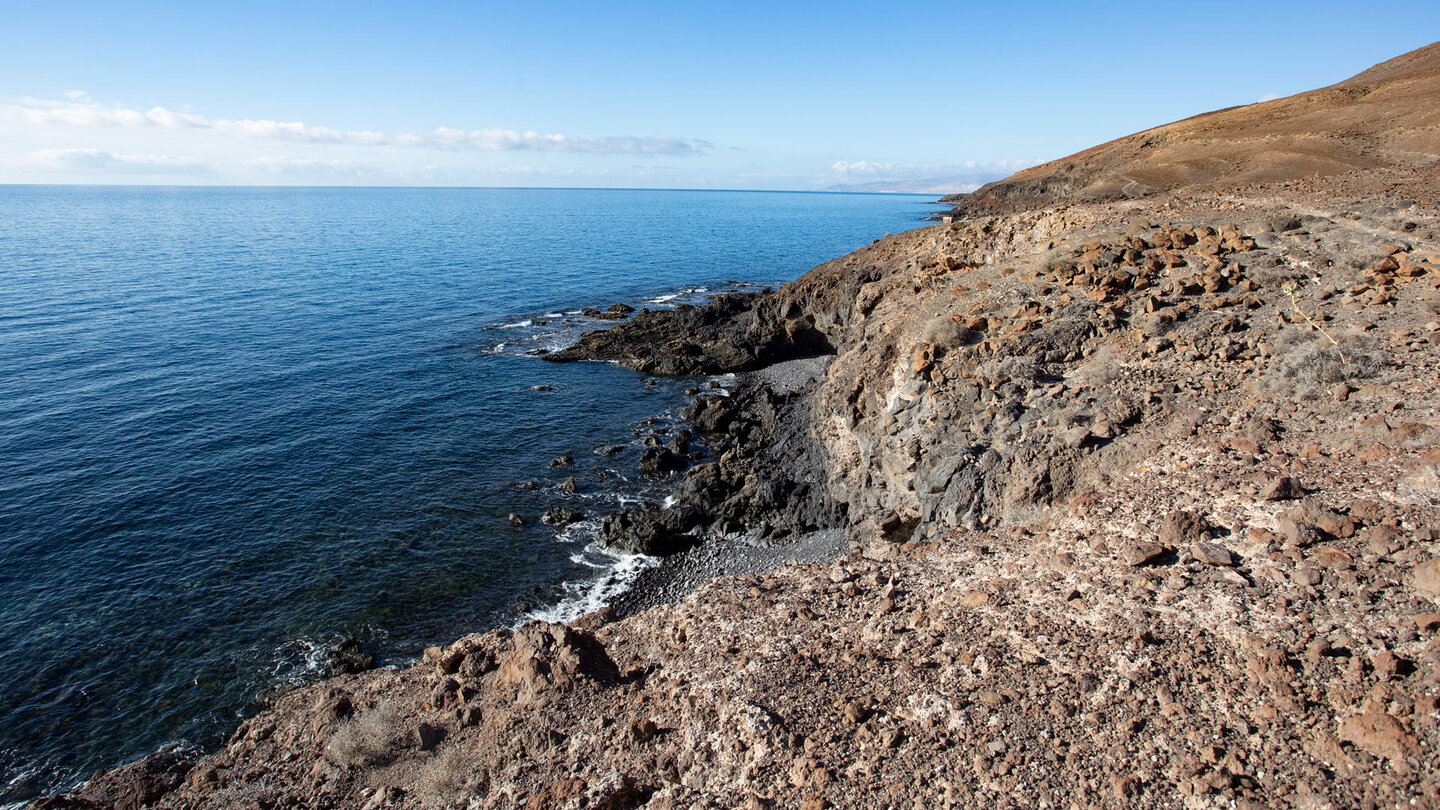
[596,357,844,557]
[545,292,837,375]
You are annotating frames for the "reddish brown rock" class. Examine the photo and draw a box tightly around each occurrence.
[1337,712,1419,760]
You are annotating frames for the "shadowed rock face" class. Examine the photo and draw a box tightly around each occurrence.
[544,292,837,375]
[942,41,1440,218]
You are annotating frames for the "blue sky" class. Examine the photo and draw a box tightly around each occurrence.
[0,1,1435,189]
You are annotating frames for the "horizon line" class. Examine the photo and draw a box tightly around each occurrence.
[0,182,950,199]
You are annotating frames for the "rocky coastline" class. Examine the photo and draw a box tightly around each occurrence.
[46,43,1440,809]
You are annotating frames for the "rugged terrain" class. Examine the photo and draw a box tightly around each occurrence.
[49,44,1440,809]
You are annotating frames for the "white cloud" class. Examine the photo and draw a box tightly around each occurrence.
[3,96,708,157]
[1256,92,1283,103]
[245,156,373,176]
[830,160,891,176]
[24,148,208,173]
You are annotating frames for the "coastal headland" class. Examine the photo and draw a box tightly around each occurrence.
[49,43,1440,808]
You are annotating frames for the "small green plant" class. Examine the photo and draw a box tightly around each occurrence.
[1281,280,1348,366]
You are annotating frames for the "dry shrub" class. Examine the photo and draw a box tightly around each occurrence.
[1067,344,1122,389]
[414,748,485,808]
[1260,328,1382,400]
[323,703,408,768]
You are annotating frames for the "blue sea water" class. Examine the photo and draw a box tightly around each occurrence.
[0,185,932,801]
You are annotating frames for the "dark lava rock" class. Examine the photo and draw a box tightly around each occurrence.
[581,308,627,321]
[1260,475,1303,501]
[684,395,736,434]
[545,292,834,375]
[639,446,688,475]
[325,637,376,676]
[550,456,574,468]
[599,507,699,556]
[416,723,444,751]
[542,507,585,526]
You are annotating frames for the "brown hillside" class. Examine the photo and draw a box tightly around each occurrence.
[944,41,1440,216]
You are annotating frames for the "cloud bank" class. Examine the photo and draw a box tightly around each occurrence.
[824,159,1040,194]
[25,148,208,173]
[5,97,709,157]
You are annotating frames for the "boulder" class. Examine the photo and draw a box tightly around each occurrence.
[639,446,687,475]
[1192,542,1238,567]
[1159,510,1211,546]
[1410,558,1440,599]
[325,637,376,676]
[1337,712,1419,760]
[598,507,698,556]
[497,622,620,705]
[542,507,585,526]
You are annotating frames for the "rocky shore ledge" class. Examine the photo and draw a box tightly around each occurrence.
[47,44,1440,809]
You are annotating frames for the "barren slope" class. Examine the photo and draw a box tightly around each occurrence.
[942,42,1440,217]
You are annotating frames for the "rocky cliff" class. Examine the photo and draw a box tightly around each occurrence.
[50,44,1440,810]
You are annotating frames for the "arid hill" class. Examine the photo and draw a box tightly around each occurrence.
[942,41,1440,217]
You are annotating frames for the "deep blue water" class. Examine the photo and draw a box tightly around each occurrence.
[0,185,932,801]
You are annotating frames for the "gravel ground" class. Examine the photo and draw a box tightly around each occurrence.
[607,528,848,617]
[745,354,832,395]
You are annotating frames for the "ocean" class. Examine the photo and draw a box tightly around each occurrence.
[0,185,932,801]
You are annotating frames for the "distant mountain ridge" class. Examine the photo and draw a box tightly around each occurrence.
[825,176,991,195]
